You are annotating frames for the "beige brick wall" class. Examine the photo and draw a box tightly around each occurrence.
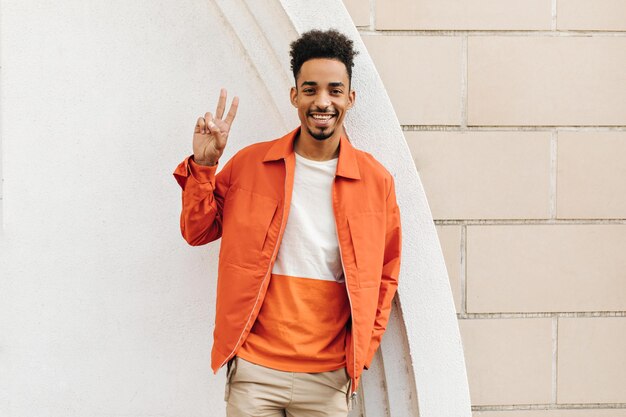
[467,37,626,126]
[557,132,626,219]
[361,35,462,125]
[375,0,552,30]
[408,131,552,219]
[346,0,626,414]
[557,0,626,31]
[460,318,554,405]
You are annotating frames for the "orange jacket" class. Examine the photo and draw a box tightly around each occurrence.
[173,127,402,396]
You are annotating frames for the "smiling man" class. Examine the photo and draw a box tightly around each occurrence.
[174,29,401,417]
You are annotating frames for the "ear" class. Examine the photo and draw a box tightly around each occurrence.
[346,89,356,110]
[290,86,298,108]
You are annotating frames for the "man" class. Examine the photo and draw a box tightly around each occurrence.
[174,29,401,416]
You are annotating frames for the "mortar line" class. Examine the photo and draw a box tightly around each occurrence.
[434,219,626,225]
[457,312,626,319]
[473,403,626,411]
[549,130,558,219]
[357,29,626,37]
[402,125,626,132]
[460,224,467,315]
[460,34,468,129]
[551,315,559,404]
[369,0,376,31]
[552,0,558,31]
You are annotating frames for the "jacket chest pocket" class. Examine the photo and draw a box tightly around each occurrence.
[221,187,278,267]
[347,211,385,289]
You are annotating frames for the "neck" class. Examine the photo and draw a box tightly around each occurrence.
[294,126,342,161]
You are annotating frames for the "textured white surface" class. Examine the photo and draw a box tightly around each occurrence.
[0,0,470,416]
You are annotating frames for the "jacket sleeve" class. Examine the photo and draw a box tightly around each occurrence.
[364,175,402,369]
[172,155,233,246]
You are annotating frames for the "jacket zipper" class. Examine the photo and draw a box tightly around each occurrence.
[332,176,358,408]
[218,162,290,370]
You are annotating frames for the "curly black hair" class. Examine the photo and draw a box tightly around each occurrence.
[289,29,359,86]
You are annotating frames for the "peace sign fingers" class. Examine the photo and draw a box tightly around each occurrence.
[215,88,227,120]
[223,95,239,126]
[214,88,239,129]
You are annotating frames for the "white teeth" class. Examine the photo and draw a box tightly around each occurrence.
[312,114,333,120]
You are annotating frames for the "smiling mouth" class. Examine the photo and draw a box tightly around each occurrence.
[310,113,334,120]
[309,113,336,126]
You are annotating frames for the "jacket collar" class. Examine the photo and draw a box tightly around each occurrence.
[262,126,361,180]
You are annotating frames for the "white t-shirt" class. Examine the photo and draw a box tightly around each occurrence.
[272,152,344,283]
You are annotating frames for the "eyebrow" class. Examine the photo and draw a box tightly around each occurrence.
[300,81,346,87]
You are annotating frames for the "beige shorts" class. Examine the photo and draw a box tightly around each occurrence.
[224,356,352,417]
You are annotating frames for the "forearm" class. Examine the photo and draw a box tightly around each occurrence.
[173,156,225,246]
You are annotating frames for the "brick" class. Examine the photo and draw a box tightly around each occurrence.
[557,131,626,219]
[474,410,626,417]
[468,37,626,126]
[558,318,626,404]
[466,225,626,313]
[436,225,462,312]
[375,0,551,30]
[342,0,370,27]
[362,35,462,125]
[407,131,551,220]
[557,0,626,31]
[460,318,553,405]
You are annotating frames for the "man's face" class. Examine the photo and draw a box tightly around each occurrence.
[290,58,355,141]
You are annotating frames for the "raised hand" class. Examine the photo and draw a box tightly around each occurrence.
[193,88,239,166]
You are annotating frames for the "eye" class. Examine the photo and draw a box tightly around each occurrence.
[331,89,343,95]
[303,88,314,94]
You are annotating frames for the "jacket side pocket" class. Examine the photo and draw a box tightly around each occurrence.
[347,211,385,289]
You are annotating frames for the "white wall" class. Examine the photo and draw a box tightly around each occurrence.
[0,1,470,416]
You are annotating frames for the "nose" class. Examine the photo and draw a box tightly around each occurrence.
[313,91,331,109]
